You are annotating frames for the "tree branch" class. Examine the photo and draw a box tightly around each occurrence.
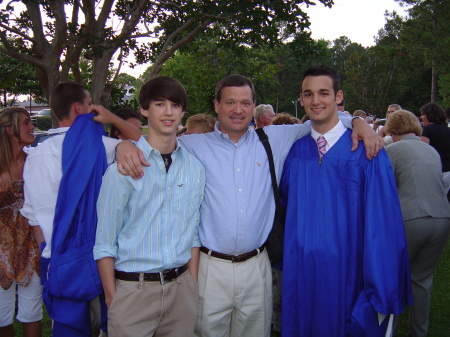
[150,19,214,77]
[0,23,36,43]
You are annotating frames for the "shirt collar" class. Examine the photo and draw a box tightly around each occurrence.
[48,127,70,134]
[400,134,419,141]
[136,135,181,160]
[311,120,346,149]
[214,121,251,144]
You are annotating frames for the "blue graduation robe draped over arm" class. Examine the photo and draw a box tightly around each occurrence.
[43,113,108,337]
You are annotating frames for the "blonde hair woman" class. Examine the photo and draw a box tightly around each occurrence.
[0,107,42,337]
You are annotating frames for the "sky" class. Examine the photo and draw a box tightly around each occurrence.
[303,0,408,47]
[125,0,409,77]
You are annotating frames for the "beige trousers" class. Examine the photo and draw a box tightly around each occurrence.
[195,248,272,337]
[108,270,198,337]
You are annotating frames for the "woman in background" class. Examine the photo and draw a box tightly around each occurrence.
[0,107,42,337]
[385,110,450,337]
[420,103,450,191]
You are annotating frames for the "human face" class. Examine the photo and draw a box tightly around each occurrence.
[18,112,35,146]
[300,75,343,133]
[126,117,143,131]
[261,110,276,127]
[386,106,397,119]
[420,112,430,126]
[141,99,184,138]
[215,86,255,143]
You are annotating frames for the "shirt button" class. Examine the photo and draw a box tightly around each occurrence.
[240,209,244,213]
[238,189,242,192]
[237,168,240,172]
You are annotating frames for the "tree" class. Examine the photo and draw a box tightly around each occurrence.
[396,0,450,103]
[0,0,333,113]
[0,49,43,107]
[157,31,328,120]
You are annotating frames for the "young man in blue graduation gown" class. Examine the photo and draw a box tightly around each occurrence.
[280,65,412,337]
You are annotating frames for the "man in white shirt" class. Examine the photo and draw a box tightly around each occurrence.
[20,82,142,337]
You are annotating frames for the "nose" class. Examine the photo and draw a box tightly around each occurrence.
[164,105,174,116]
[311,94,320,105]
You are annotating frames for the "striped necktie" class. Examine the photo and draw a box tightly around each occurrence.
[317,135,327,158]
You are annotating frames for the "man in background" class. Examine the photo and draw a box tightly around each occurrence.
[254,104,275,128]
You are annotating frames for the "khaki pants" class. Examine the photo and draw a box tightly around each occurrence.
[195,248,272,337]
[108,270,198,337]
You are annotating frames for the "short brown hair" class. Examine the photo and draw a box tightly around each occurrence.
[215,74,255,103]
[139,76,187,111]
[50,82,89,121]
[272,113,301,125]
[185,113,217,133]
[385,110,422,136]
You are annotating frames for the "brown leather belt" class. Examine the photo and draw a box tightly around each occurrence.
[114,263,188,284]
[200,245,265,263]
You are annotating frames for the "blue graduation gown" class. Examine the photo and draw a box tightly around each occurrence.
[280,130,412,337]
[43,113,107,337]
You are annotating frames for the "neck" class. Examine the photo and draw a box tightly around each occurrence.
[147,134,177,154]
[11,143,26,162]
[59,120,73,127]
[220,128,246,144]
[311,119,339,135]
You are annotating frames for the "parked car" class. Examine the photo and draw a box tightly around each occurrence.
[31,108,51,126]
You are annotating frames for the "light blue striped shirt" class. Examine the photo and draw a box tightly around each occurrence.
[178,117,353,255]
[94,137,205,272]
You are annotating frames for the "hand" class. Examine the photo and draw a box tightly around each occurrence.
[90,105,116,125]
[351,118,383,159]
[116,140,149,179]
[105,289,116,310]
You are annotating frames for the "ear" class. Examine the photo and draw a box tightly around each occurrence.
[335,90,344,105]
[181,110,185,118]
[74,102,82,114]
[299,94,304,107]
[214,100,220,113]
[6,126,13,136]
[140,107,148,118]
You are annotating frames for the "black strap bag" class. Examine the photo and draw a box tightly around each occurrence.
[255,128,285,265]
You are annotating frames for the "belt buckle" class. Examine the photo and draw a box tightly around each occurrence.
[159,271,166,285]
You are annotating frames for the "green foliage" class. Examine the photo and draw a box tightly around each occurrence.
[154,30,327,120]
[0,46,43,107]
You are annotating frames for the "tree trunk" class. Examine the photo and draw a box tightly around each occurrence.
[431,58,437,103]
[91,51,115,107]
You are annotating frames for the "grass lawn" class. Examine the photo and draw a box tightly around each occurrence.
[14,244,450,336]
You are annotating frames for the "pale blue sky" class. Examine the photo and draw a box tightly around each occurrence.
[304,0,408,46]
